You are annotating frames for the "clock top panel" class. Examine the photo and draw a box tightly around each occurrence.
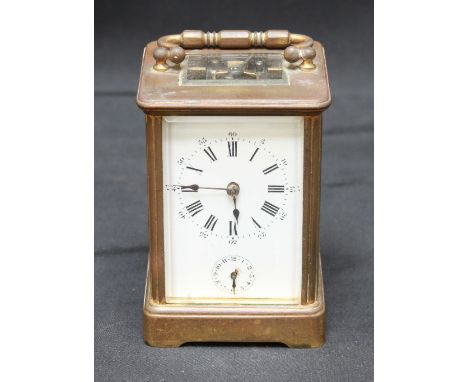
[136,42,331,114]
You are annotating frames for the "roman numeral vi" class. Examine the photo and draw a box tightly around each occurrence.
[229,221,238,236]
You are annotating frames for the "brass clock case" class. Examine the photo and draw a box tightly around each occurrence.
[137,30,331,348]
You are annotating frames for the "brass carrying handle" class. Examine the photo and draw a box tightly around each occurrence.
[153,30,316,72]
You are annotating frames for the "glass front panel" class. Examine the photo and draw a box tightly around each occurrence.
[162,116,303,304]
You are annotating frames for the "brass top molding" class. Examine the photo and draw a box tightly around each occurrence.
[153,30,316,72]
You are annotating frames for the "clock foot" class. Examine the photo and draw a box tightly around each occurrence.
[143,255,326,348]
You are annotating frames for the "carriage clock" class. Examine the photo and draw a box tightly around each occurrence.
[136,30,331,347]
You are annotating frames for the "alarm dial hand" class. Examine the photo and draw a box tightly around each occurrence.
[231,269,239,295]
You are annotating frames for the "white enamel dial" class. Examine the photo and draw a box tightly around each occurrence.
[170,136,289,240]
[162,116,304,304]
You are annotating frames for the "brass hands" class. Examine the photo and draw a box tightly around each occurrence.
[232,196,240,224]
[173,184,227,191]
[172,181,241,224]
[231,269,239,294]
[226,182,240,224]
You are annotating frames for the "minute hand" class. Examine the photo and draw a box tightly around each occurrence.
[177,184,227,191]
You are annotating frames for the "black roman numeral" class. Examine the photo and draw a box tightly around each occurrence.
[186,166,203,173]
[261,201,280,217]
[186,200,203,216]
[204,214,218,231]
[229,221,238,236]
[263,164,279,175]
[268,185,285,193]
[228,141,238,157]
[251,217,262,229]
[203,147,217,162]
[249,147,259,162]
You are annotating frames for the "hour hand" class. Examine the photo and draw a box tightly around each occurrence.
[232,196,240,224]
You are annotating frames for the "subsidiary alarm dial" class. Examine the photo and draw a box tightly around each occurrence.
[211,255,255,295]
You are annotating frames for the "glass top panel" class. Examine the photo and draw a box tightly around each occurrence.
[180,53,289,86]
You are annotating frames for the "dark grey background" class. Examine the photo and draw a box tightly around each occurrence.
[95,0,373,380]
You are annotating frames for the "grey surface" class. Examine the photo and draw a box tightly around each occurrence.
[95,0,373,380]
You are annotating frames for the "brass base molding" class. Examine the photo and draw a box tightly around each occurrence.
[143,255,326,348]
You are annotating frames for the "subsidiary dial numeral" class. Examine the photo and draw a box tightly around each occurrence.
[261,201,280,217]
[268,185,285,193]
[204,146,217,162]
[204,214,218,231]
[263,164,279,175]
[228,141,238,157]
[186,200,204,216]
[229,221,238,236]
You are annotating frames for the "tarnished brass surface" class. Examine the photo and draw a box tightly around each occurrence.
[144,256,325,348]
[137,44,331,114]
[153,30,315,72]
[302,115,323,303]
[143,115,326,347]
[145,115,165,302]
[138,34,331,348]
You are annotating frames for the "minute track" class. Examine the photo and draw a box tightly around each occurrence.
[175,134,291,240]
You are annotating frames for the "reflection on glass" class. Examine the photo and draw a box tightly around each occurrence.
[181,53,288,85]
